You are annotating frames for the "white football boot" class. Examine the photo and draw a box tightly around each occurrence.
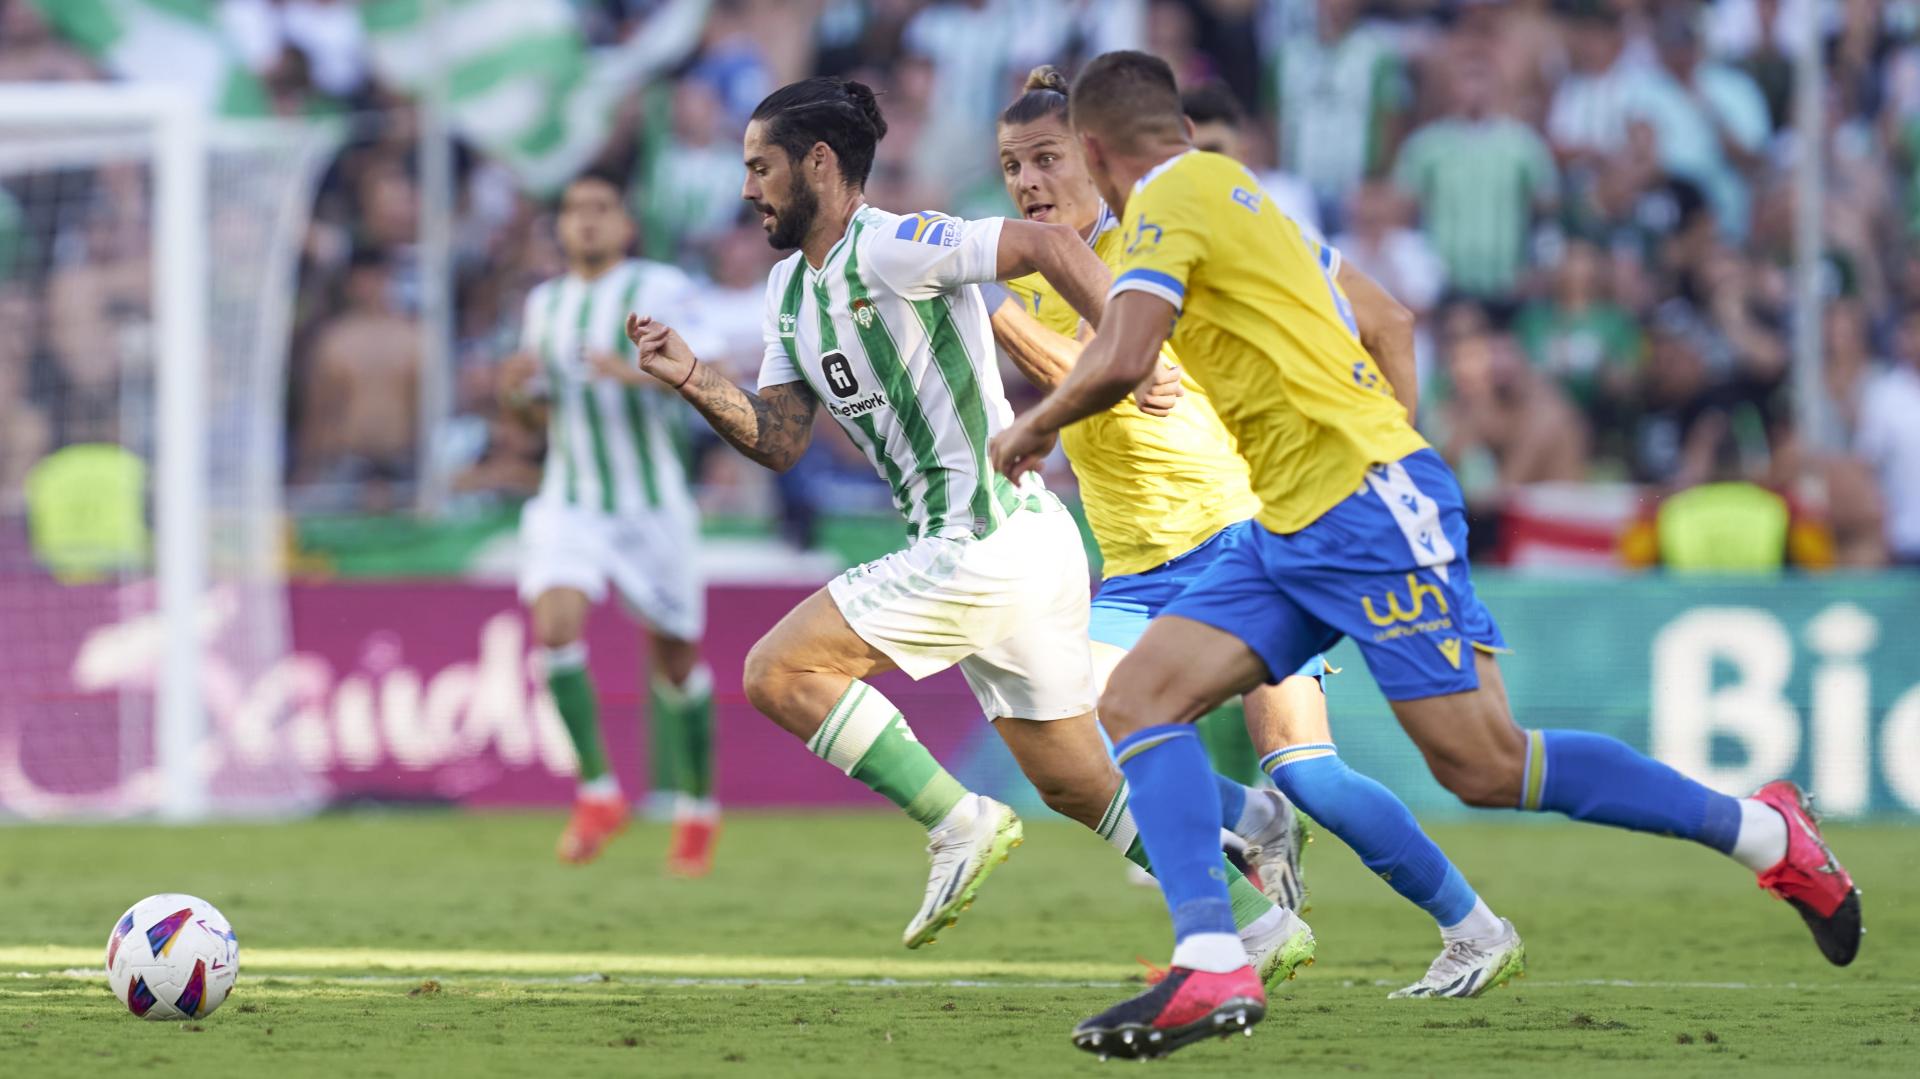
[902,795,1024,948]
[1389,918,1527,999]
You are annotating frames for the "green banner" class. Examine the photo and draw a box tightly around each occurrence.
[1315,574,1920,820]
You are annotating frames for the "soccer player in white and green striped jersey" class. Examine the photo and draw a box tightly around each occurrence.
[594,78,1309,985]
[498,170,717,875]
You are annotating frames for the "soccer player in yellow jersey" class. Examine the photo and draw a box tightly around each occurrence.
[990,52,1860,1060]
[986,65,1517,986]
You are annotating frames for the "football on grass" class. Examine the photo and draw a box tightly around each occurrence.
[105,893,240,1020]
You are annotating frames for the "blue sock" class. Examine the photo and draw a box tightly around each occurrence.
[1522,729,1742,852]
[1115,725,1234,941]
[1264,744,1477,927]
[1214,773,1247,831]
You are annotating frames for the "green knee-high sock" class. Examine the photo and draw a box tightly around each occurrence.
[545,643,609,785]
[1197,699,1264,788]
[648,694,682,795]
[807,681,968,830]
[651,666,715,801]
[1095,781,1272,932]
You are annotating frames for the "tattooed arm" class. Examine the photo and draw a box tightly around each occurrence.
[597,314,817,472]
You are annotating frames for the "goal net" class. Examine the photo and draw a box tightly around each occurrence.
[0,86,337,820]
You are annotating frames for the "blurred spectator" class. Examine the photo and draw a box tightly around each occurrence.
[1624,7,1770,238]
[1394,62,1557,305]
[1856,306,1920,565]
[1181,81,1320,238]
[0,284,50,513]
[635,80,749,262]
[1430,304,1590,508]
[1331,180,1445,391]
[0,0,96,81]
[294,253,419,512]
[46,170,151,447]
[1512,236,1641,432]
[1547,3,1637,165]
[223,0,369,100]
[1267,0,1408,224]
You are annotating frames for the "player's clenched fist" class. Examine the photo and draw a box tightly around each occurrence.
[989,415,1058,481]
[605,314,699,389]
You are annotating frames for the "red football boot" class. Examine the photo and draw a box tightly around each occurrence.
[1750,780,1863,966]
[666,812,718,878]
[1072,965,1265,1060]
[556,794,629,865]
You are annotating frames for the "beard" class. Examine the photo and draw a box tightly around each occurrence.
[762,172,819,251]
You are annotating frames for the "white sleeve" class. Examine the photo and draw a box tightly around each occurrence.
[862,212,1006,301]
[755,266,804,391]
[517,285,552,399]
[517,284,545,353]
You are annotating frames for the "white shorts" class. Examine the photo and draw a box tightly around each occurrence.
[516,495,704,641]
[829,495,1096,721]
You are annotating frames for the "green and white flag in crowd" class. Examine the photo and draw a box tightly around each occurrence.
[30,0,270,116]
[361,0,712,194]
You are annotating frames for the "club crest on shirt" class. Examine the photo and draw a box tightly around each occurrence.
[850,297,876,330]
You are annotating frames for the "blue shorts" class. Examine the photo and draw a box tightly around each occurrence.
[1089,522,1330,682]
[1162,449,1506,701]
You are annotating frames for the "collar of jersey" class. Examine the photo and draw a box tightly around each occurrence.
[1087,202,1118,245]
[1132,149,1195,196]
[805,203,871,275]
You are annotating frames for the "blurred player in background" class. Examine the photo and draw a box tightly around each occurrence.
[498,169,718,875]
[992,51,1861,1059]
[599,77,1311,986]
[988,64,1515,991]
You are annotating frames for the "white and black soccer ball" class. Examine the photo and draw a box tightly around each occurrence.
[104,894,240,1020]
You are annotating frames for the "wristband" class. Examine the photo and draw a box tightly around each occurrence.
[674,359,698,390]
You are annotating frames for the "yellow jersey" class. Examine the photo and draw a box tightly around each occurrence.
[1109,150,1428,534]
[1006,203,1261,577]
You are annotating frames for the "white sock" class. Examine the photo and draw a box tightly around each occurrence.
[1233,788,1281,838]
[1729,798,1789,872]
[1170,932,1247,974]
[673,793,718,820]
[1238,905,1289,943]
[579,774,620,799]
[1439,897,1504,943]
[932,792,981,837]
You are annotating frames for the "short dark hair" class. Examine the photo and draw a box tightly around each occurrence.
[750,77,889,188]
[1180,82,1244,128]
[563,166,627,202]
[1001,65,1070,127]
[1069,51,1185,152]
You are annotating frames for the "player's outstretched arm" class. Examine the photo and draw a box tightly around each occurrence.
[607,314,817,472]
[993,219,1110,329]
[988,291,1173,478]
[1337,260,1419,421]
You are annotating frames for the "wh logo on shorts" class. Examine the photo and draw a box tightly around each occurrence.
[822,351,861,398]
[1362,572,1453,643]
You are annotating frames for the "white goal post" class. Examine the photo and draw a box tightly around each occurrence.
[0,84,210,820]
[0,83,335,820]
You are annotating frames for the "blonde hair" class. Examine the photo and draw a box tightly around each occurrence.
[1001,65,1071,126]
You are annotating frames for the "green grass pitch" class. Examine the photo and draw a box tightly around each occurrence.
[2,811,1915,1077]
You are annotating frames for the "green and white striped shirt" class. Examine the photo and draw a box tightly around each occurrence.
[522,259,699,516]
[1393,118,1557,298]
[757,206,1034,542]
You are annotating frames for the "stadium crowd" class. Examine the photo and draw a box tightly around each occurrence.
[2,0,1920,568]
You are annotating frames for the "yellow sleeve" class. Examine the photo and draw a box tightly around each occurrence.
[1109,171,1210,315]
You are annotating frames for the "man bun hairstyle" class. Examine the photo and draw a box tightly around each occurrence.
[1068,50,1185,152]
[750,77,888,188]
[1180,81,1245,128]
[1000,64,1071,126]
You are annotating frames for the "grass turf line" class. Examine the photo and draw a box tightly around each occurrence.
[1,810,1915,1077]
